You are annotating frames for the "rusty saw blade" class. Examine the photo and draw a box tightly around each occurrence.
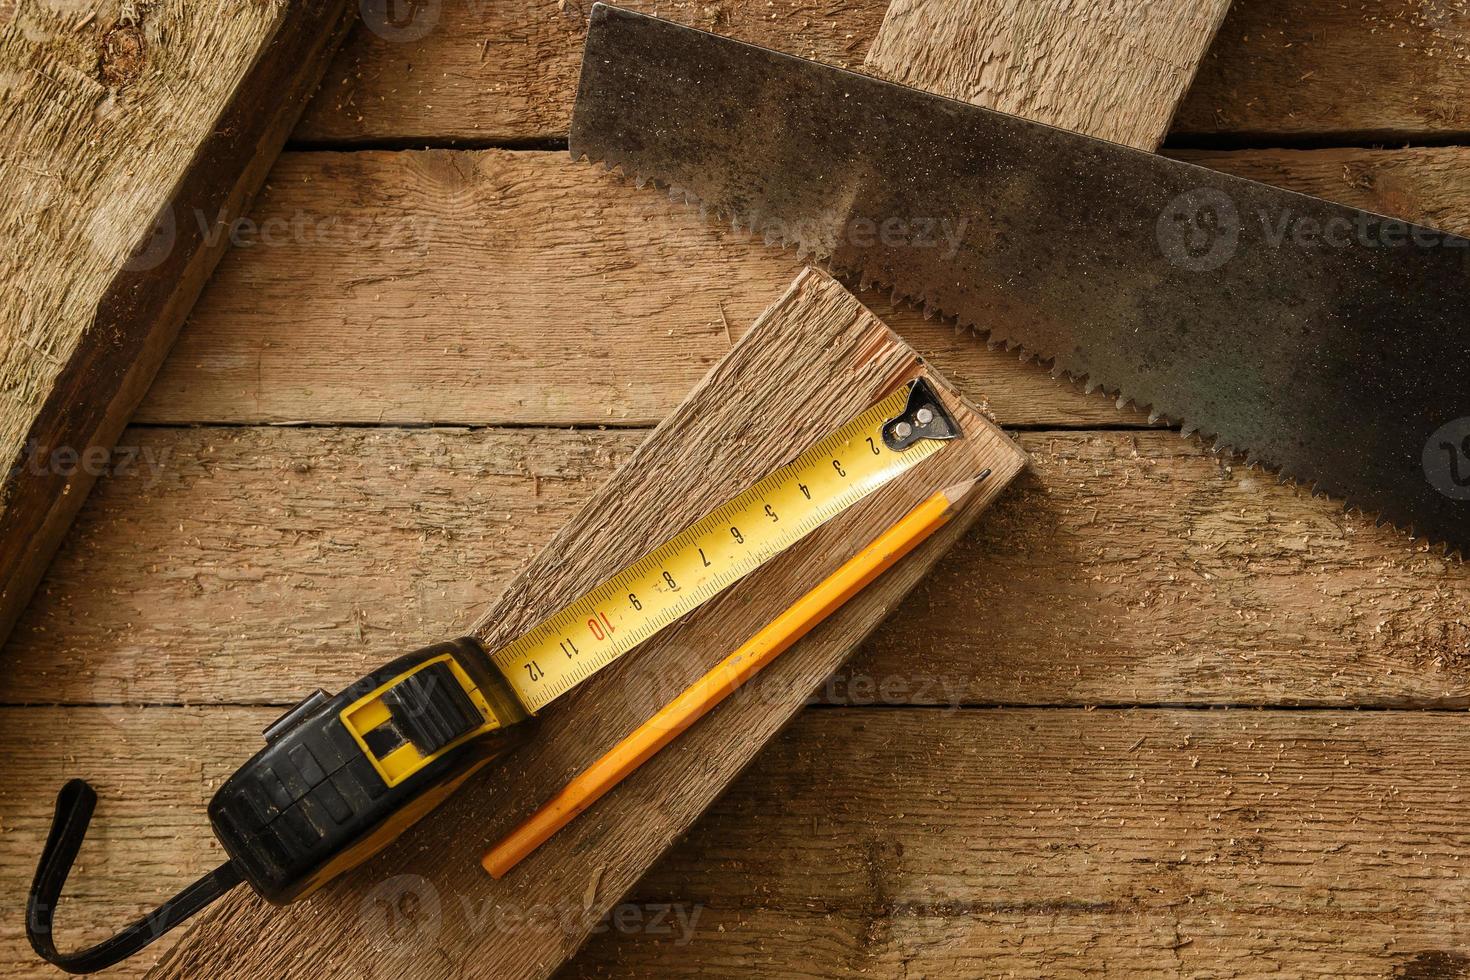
[570,4,1470,552]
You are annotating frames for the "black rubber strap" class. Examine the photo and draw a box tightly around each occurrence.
[27,779,243,975]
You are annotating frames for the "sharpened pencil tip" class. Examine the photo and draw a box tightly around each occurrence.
[940,469,991,506]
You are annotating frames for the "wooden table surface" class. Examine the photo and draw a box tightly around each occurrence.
[4,1,1470,976]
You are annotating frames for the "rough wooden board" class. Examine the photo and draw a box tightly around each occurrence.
[1174,0,1470,142]
[6,706,1470,979]
[291,0,1470,144]
[5,427,1464,711]
[1171,146,1470,237]
[0,707,263,978]
[133,144,1470,430]
[0,0,354,645]
[585,708,1470,978]
[140,148,1136,429]
[147,271,1024,978]
[295,0,892,144]
[863,0,1231,150]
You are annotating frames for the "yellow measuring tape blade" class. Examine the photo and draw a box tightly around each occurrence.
[492,384,948,711]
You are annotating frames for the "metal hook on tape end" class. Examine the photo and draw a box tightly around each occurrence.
[882,378,961,451]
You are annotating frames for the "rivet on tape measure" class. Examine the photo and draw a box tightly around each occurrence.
[26,379,960,974]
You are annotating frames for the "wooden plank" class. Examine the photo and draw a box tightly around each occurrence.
[141,148,1134,429]
[137,145,1470,430]
[6,427,1465,710]
[588,707,1470,976]
[863,0,1231,150]
[0,0,355,645]
[1174,0,1470,143]
[296,0,892,144]
[292,0,1470,144]
[0,707,268,979]
[147,271,1024,978]
[1171,146,1470,237]
[5,706,1469,978]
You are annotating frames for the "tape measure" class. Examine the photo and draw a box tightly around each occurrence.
[26,379,961,974]
[494,383,950,711]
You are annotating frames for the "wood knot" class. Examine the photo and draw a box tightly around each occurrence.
[98,23,146,88]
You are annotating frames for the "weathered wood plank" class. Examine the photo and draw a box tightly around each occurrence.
[136,145,1470,430]
[5,426,1465,710]
[585,709,1470,977]
[296,0,892,145]
[0,707,267,979]
[140,148,1133,429]
[864,0,1230,150]
[1172,146,1470,237]
[292,0,1470,144]
[1174,0,1470,142]
[0,0,355,645]
[148,271,1023,978]
[5,706,1468,978]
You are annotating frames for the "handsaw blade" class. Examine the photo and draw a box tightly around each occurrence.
[570,4,1470,552]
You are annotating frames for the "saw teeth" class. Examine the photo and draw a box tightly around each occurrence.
[577,153,1469,556]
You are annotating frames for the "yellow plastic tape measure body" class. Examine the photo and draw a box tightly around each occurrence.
[493,384,948,711]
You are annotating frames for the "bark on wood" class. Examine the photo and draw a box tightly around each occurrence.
[145,271,1025,978]
[6,427,1464,712]
[863,0,1231,150]
[137,145,1470,430]
[0,0,355,645]
[6,707,1469,978]
[293,0,1470,145]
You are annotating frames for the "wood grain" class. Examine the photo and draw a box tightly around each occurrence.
[5,427,1464,711]
[6,4,1466,978]
[585,708,1470,978]
[1174,0,1470,143]
[132,144,1470,431]
[6,706,1469,978]
[1171,146,1470,237]
[295,0,893,145]
[140,148,1136,429]
[0,708,264,978]
[145,271,1024,978]
[0,0,354,645]
[292,0,1470,145]
[863,0,1231,150]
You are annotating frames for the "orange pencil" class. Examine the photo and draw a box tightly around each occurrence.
[482,471,990,879]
